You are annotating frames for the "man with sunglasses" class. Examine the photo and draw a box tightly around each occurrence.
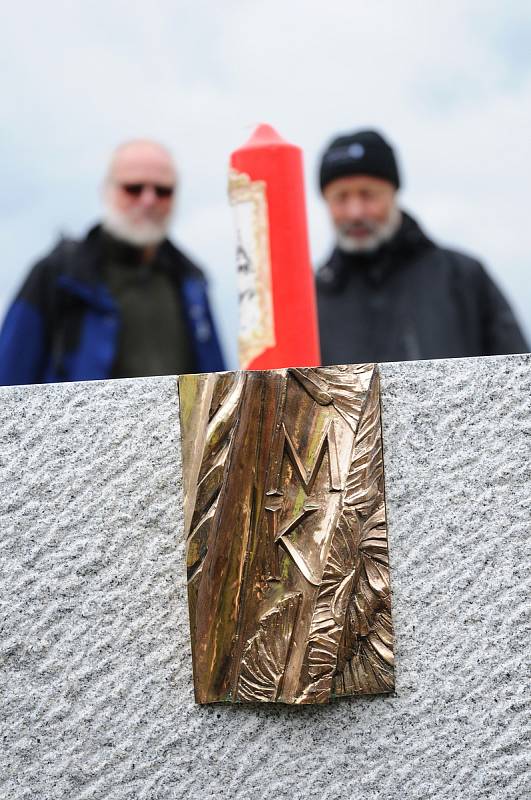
[0,139,225,385]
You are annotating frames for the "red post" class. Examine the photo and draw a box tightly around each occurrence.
[229,124,321,370]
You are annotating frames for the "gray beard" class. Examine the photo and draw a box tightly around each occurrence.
[102,201,171,247]
[336,205,402,254]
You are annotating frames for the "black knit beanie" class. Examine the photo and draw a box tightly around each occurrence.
[319,129,401,192]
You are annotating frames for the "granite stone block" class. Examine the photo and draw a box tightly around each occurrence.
[0,356,529,799]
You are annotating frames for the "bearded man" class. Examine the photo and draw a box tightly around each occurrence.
[0,139,225,385]
[316,129,528,364]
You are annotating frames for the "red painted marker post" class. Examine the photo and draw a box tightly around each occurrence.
[229,124,321,370]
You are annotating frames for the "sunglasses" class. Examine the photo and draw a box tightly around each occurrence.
[121,183,174,199]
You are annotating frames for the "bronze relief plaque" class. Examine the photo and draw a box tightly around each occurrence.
[178,364,394,704]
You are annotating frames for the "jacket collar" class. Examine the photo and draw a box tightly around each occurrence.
[317,210,434,291]
[58,224,203,298]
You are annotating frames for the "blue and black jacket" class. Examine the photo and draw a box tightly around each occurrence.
[0,226,225,385]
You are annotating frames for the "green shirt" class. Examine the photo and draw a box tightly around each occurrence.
[102,234,195,378]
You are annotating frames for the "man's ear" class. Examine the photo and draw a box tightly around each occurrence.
[100,177,111,203]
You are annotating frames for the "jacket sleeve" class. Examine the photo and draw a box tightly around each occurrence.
[180,274,226,372]
[200,291,226,372]
[0,259,55,386]
[477,265,529,356]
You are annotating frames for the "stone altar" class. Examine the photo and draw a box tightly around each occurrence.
[0,354,529,799]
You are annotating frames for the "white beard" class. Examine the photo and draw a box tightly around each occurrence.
[336,205,402,254]
[102,201,172,247]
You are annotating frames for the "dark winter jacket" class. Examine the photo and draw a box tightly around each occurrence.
[0,226,225,385]
[316,212,528,364]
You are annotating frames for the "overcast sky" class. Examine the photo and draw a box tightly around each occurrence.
[1,1,531,367]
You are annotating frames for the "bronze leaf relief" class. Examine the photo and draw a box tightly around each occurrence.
[178,365,394,704]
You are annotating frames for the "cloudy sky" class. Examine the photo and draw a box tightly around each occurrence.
[1,1,531,366]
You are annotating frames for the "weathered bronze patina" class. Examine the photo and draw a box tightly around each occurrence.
[178,364,394,704]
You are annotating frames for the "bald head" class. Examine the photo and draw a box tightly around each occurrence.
[106,139,177,186]
[102,139,177,248]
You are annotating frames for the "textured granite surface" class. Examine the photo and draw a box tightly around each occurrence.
[0,356,529,800]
